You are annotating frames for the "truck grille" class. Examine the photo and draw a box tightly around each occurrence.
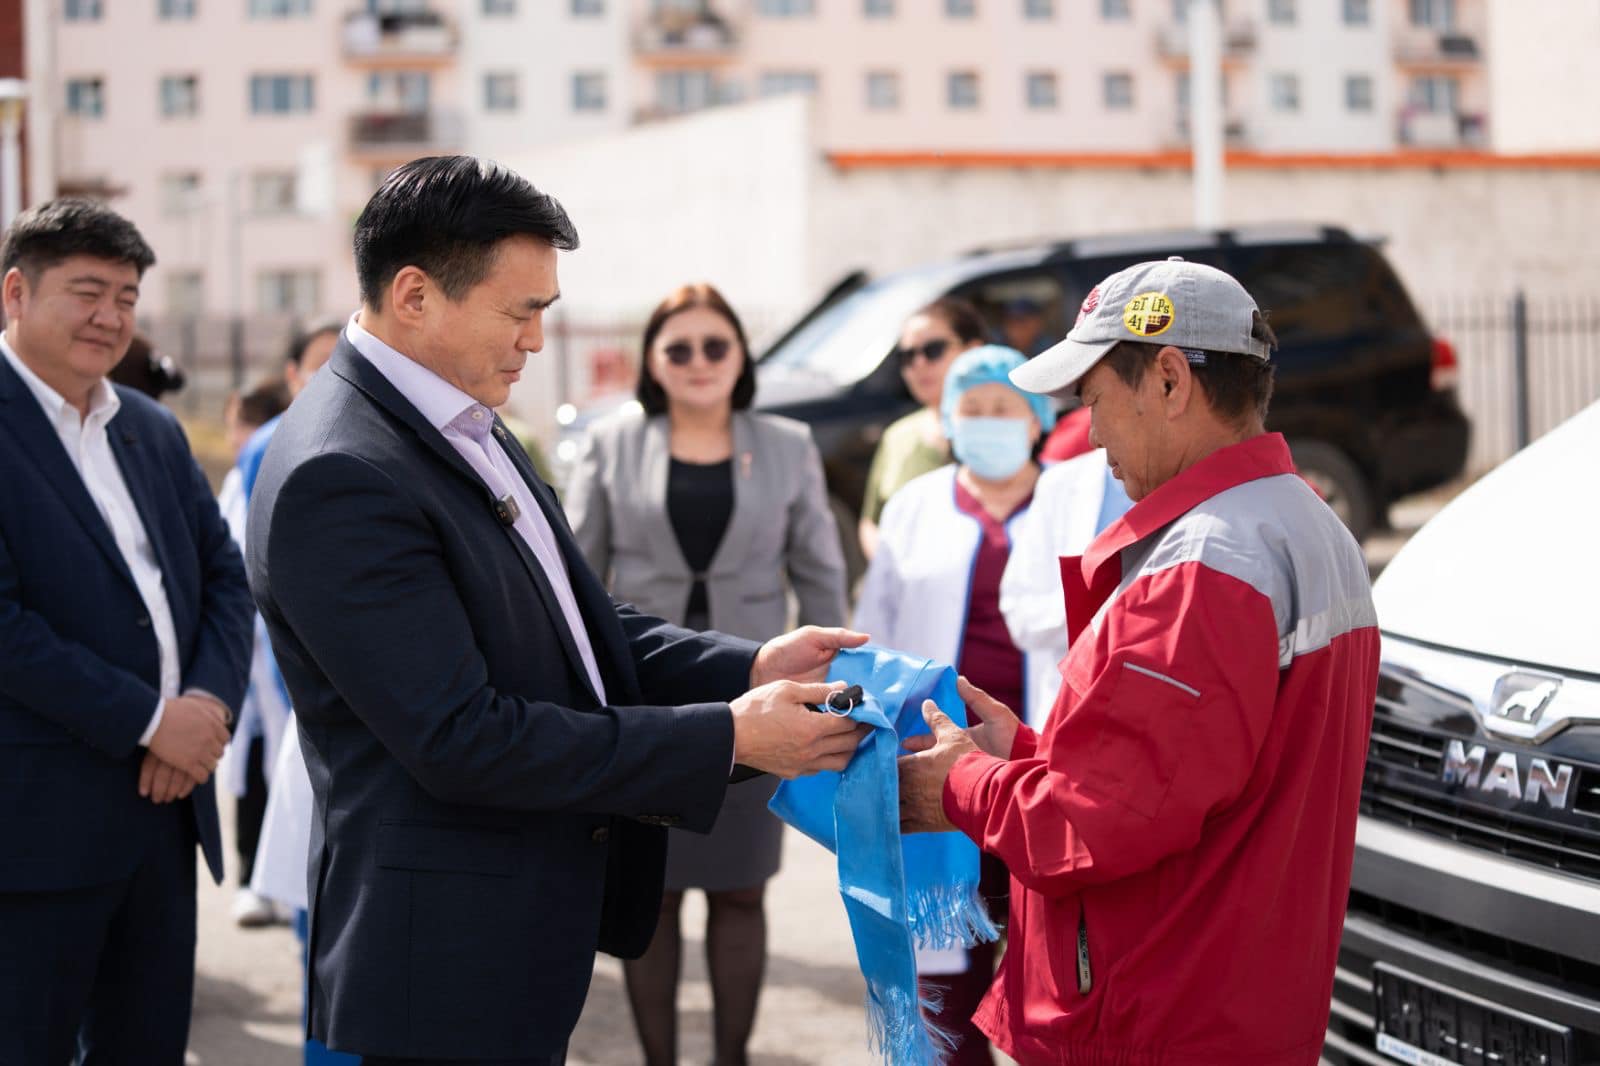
[1361,680,1600,883]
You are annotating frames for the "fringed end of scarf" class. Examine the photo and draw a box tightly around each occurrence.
[864,981,959,1066]
[907,881,1002,952]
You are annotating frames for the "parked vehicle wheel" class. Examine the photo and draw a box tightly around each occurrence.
[1289,439,1374,543]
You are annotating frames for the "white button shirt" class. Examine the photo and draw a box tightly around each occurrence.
[1,332,179,743]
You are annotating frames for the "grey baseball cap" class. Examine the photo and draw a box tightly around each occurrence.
[1010,256,1271,396]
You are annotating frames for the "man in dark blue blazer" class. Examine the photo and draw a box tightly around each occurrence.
[0,200,254,1063]
[246,156,867,1065]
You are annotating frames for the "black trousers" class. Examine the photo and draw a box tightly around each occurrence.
[0,803,197,1065]
[235,733,269,884]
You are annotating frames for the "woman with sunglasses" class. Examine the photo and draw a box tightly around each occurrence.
[567,283,847,1066]
[853,345,1057,1066]
[858,297,988,560]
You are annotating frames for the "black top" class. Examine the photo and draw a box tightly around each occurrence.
[667,457,734,626]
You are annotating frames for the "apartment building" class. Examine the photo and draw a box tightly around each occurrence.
[20,0,1494,322]
[631,0,1487,154]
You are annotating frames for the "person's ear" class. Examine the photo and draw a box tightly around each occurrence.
[1,267,28,324]
[1154,346,1194,417]
[389,266,430,329]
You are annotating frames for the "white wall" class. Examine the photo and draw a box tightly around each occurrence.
[1487,0,1600,152]
[1249,0,1395,152]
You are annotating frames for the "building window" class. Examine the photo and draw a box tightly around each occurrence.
[945,0,975,16]
[756,0,815,14]
[258,270,320,315]
[65,78,104,117]
[482,0,514,14]
[865,71,899,110]
[1100,0,1129,19]
[159,75,199,118]
[1344,74,1373,112]
[250,74,314,115]
[947,71,979,110]
[160,172,202,216]
[1410,74,1459,113]
[366,71,430,111]
[759,70,818,97]
[1342,0,1369,24]
[1266,0,1294,25]
[167,271,204,316]
[572,71,607,111]
[1409,0,1455,30]
[570,0,603,13]
[656,70,714,114]
[159,0,197,16]
[1025,71,1058,110]
[1025,0,1053,17]
[1269,72,1299,112]
[251,171,298,214]
[1103,71,1133,109]
[483,72,518,112]
[65,0,103,20]
[864,0,893,14]
[248,0,311,16]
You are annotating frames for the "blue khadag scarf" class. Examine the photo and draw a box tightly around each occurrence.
[770,646,1000,1065]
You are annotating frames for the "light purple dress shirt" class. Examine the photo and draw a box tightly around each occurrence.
[344,315,609,704]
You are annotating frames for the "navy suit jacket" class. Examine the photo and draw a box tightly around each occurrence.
[0,356,253,891]
[246,341,759,1060]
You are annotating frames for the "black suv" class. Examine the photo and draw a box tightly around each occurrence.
[557,224,1468,573]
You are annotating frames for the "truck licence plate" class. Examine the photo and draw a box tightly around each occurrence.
[1372,964,1572,1066]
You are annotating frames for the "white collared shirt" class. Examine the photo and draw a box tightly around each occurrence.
[1,331,178,743]
[343,315,609,704]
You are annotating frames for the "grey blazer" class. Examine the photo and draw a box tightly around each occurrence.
[567,409,847,641]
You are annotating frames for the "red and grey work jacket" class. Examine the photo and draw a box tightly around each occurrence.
[945,432,1380,1066]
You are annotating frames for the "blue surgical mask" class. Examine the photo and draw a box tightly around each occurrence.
[950,416,1034,480]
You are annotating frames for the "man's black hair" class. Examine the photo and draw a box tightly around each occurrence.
[283,318,345,367]
[1102,312,1279,424]
[1,198,157,281]
[353,155,578,308]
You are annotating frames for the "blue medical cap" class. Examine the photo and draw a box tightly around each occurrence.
[939,344,1058,438]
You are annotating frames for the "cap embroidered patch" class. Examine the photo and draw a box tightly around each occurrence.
[1123,292,1175,337]
[1075,286,1101,326]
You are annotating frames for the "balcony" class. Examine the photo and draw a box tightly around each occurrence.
[634,8,739,64]
[342,9,457,64]
[1397,109,1487,149]
[1156,19,1257,62]
[1393,29,1482,66]
[346,109,462,161]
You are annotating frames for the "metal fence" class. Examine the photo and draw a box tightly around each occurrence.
[1425,292,1600,476]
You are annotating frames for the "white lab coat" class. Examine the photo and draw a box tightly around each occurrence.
[998,450,1122,722]
[250,713,314,910]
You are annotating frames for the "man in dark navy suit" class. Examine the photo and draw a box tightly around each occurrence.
[247,156,868,1065]
[0,199,254,1063]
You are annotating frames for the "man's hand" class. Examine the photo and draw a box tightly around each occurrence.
[750,626,869,688]
[897,701,981,834]
[731,680,870,779]
[138,751,198,804]
[147,694,230,784]
[900,677,1022,761]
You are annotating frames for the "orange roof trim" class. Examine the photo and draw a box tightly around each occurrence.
[827,150,1600,171]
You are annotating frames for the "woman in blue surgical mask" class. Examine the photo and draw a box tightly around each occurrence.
[852,344,1055,1066]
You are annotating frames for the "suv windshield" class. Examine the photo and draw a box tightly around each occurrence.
[759,268,961,385]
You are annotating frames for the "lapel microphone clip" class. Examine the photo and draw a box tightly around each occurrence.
[493,493,521,527]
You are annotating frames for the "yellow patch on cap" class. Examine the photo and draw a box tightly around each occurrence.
[1123,292,1175,338]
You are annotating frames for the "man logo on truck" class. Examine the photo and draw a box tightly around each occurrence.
[1441,740,1575,810]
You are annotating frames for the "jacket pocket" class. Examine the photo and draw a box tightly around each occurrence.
[1075,897,1094,996]
[1080,660,1202,820]
[375,820,515,877]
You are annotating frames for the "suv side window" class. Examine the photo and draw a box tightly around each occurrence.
[950,270,1068,358]
[1222,243,1416,347]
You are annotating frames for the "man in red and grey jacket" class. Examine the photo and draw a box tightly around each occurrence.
[899,257,1380,1066]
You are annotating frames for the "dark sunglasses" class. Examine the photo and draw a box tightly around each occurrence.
[893,338,952,368]
[663,337,734,366]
